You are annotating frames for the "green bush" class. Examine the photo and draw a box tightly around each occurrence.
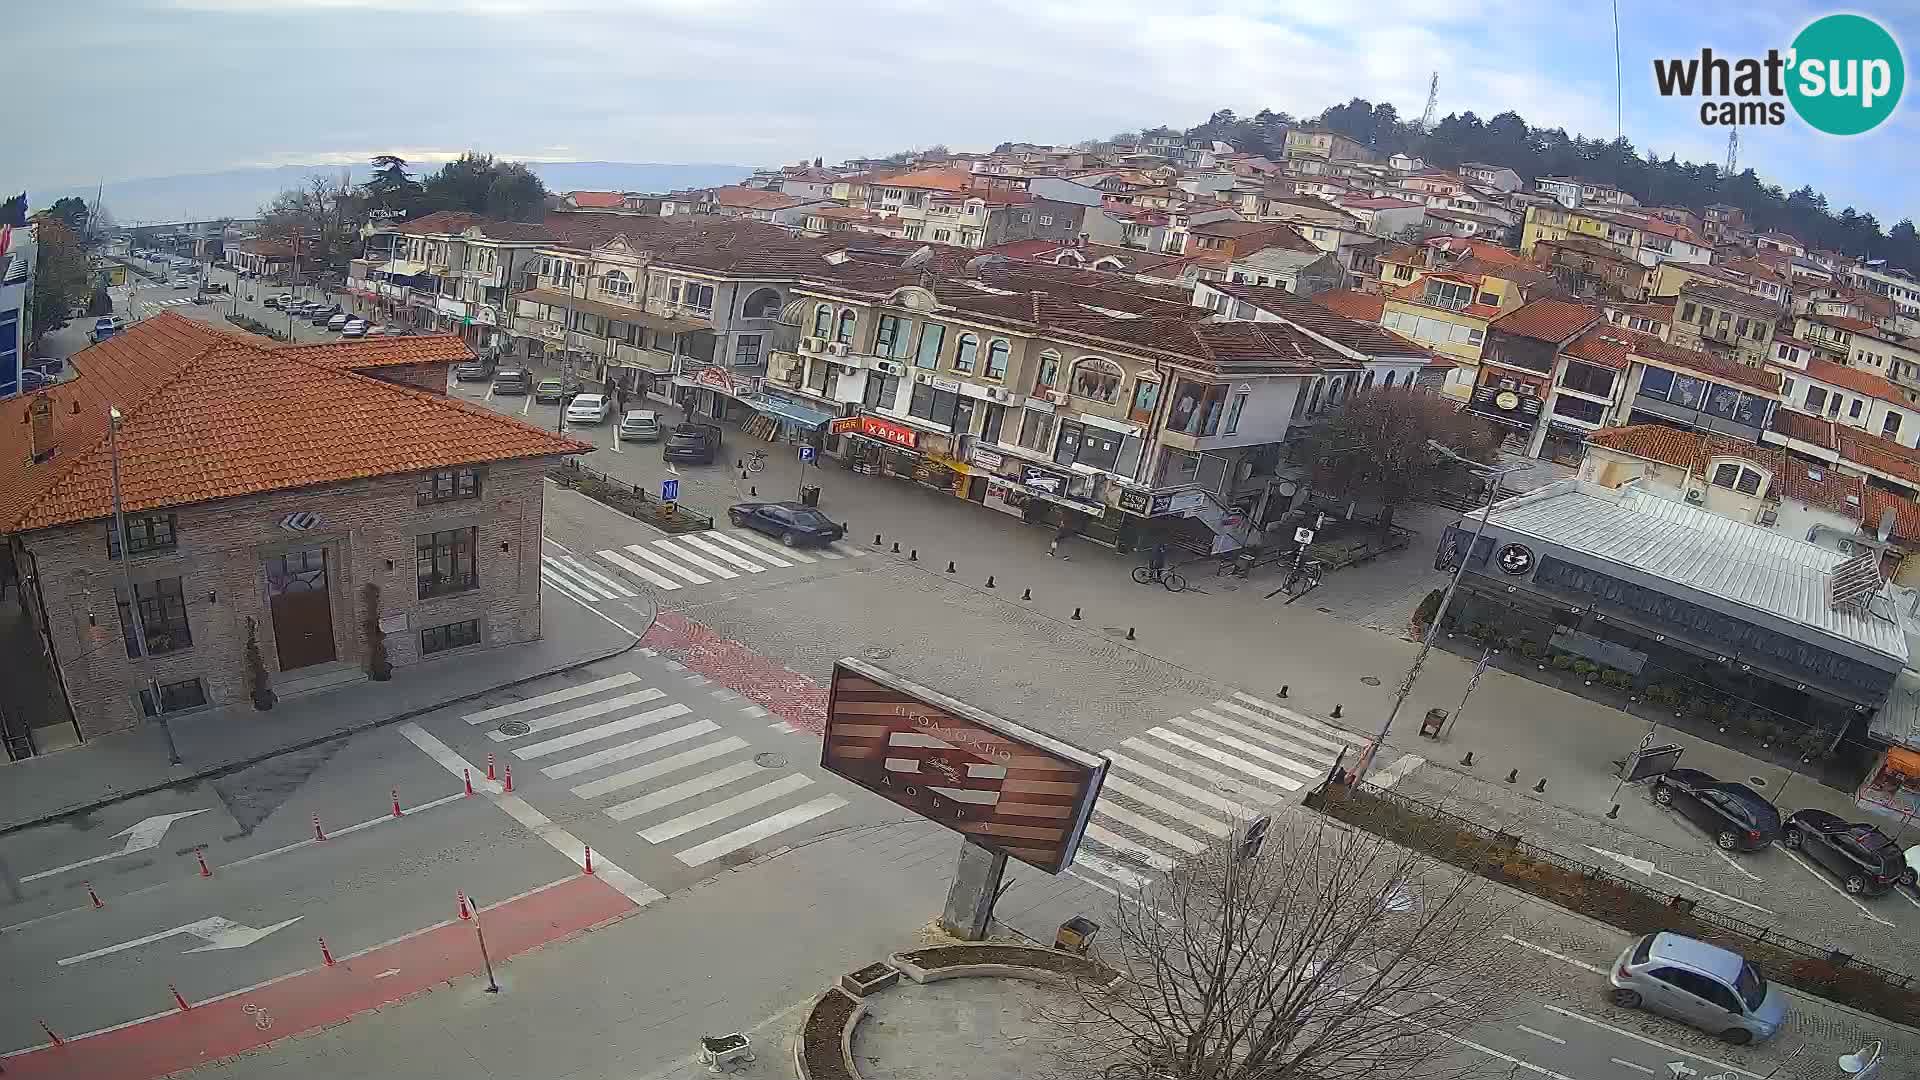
[1412,589,1444,628]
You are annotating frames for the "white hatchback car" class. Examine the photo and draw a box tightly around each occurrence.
[564,393,611,424]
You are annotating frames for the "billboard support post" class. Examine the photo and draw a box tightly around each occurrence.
[939,839,1008,941]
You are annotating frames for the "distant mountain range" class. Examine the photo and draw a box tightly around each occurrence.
[65,162,756,224]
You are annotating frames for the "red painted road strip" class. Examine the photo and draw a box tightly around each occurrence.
[4,874,632,1079]
[645,610,828,734]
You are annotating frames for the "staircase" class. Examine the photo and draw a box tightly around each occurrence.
[273,660,367,700]
[1153,485,1255,553]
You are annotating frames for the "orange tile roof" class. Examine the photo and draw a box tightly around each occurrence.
[271,336,474,370]
[1835,428,1920,488]
[1312,289,1385,322]
[1863,486,1920,542]
[0,314,589,534]
[1489,298,1601,344]
[1811,314,1878,335]
[883,168,978,193]
[1587,424,1873,520]
[1585,424,1707,470]
[567,190,626,208]
[1767,408,1838,450]
[1562,326,1636,370]
[1804,357,1904,403]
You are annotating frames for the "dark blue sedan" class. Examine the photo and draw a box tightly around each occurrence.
[728,502,846,548]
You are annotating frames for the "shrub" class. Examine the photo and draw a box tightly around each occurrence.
[244,616,276,711]
[362,582,391,681]
[1412,588,1444,628]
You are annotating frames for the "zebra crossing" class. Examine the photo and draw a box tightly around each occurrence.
[460,671,848,868]
[539,529,868,603]
[1070,692,1425,893]
[141,297,197,312]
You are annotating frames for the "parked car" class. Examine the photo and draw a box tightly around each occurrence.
[1609,932,1785,1045]
[662,423,723,464]
[491,368,532,395]
[616,410,662,443]
[263,294,287,309]
[728,501,846,548]
[327,313,350,332]
[1782,810,1904,895]
[310,306,341,326]
[1650,768,1780,852]
[564,393,612,424]
[172,277,192,289]
[533,376,580,404]
[341,319,368,338]
[454,355,497,381]
[91,315,125,342]
[29,357,65,377]
[203,281,228,294]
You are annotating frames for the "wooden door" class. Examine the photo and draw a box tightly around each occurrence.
[266,548,337,671]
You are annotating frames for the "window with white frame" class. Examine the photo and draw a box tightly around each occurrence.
[733,334,763,367]
[1039,214,1053,226]
[934,229,953,243]
[953,334,978,374]
[985,339,1010,380]
[602,270,634,299]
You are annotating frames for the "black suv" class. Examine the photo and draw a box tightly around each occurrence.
[1783,809,1906,894]
[1651,768,1781,852]
[491,368,533,395]
[663,423,722,464]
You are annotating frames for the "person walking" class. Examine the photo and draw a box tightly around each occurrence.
[1048,522,1072,560]
[1149,541,1168,576]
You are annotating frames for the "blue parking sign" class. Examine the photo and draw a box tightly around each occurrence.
[661,478,679,502]
[799,446,817,463]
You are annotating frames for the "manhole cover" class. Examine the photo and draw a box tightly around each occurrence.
[1316,606,1333,614]
[497,719,531,737]
[754,752,790,769]
[1748,776,1768,787]
[1361,676,1382,686]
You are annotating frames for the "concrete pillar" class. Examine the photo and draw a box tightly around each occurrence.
[939,838,1007,941]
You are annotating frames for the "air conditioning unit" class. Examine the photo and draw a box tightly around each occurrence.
[1046,390,1068,405]
[1758,505,1779,525]
[984,387,1009,402]
[830,342,851,357]
[914,371,934,384]
[874,359,906,377]
[1685,488,1704,504]
[800,336,822,353]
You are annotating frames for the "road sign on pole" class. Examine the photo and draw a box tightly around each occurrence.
[661,478,679,503]
[799,446,817,464]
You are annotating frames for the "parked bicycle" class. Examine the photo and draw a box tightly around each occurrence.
[1131,564,1188,593]
[744,448,768,474]
[1283,559,1325,595]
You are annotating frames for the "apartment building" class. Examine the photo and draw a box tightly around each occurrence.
[1670,283,1778,366]
[0,222,34,400]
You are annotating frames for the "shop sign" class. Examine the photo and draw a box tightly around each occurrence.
[695,366,762,398]
[969,446,1004,470]
[930,377,962,392]
[1117,489,1151,515]
[860,415,919,449]
[1496,543,1536,576]
[475,305,498,326]
[1148,489,1210,516]
[829,416,863,435]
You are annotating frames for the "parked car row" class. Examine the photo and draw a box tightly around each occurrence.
[1651,767,1912,894]
[261,295,377,338]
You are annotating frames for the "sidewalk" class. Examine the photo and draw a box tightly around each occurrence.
[0,586,639,835]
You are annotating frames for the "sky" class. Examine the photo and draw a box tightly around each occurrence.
[12,0,1917,226]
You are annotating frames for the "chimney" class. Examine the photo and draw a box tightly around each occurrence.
[27,394,53,462]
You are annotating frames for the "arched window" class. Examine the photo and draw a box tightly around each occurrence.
[812,304,832,337]
[835,308,857,345]
[1308,379,1324,414]
[1033,349,1060,391]
[1069,357,1125,403]
[741,288,783,319]
[953,334,979,374]
[1383,371,1397,388]
[1363,370,1376,390]
[985,339,1010,380]
[601,270,634,299]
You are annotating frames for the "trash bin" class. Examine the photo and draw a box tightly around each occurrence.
[1419,708,1446,739]
[799,485,821,507]
[1055,916,1099,955]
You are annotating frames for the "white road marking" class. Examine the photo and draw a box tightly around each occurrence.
[541,567,602,605]
[1103,750,1256,819]
[463,673,641,725]
[1117,740,1284,803]
[651,538,737,579]
[1099,775,1230,837]
[542,720,718,781]
[1362,754,1426,791]
[594,548,683,591]
[617,544,711,584]
[567,735,747,794]
[397,724,663,906]
[486,688,667,741]
[1587,847,1774,915]
[672,795,847,865]
[1189,707,1336,765]
[1229,692,1369,744]
[1151,724,1312,786]
[1083,823,1175,871]
[678,533,767,573]
[1779,847,1896,927]
[638,773,815,843]
[1712,844,1762,882]
[1498,935,1606,976]
[520,395,532,416]
[1538,1005,1765,1080]
[22,809,214,882]
[555,555,636,598]
[715,528,805,565]
[513,703,695,759]
[1094,801,1206,854]
[1208,699,1352,756]
[606,760,765,821]
[1513,1024,1565,1045]
[374,968,401,979]
[1610,1058,1655,1075]
[1071,851,1150,892]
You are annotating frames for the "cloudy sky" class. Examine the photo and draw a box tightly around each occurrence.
[14,0,1916,223]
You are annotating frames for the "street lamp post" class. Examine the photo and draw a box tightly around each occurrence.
[1350,444,1529,784]
[109,407,181,766]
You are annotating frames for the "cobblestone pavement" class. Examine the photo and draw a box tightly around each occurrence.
[849,977,1075,1080]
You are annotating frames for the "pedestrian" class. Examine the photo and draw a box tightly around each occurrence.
[1048,522,1072,560]
[1149,541,1168,575]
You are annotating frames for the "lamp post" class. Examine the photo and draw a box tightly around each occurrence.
[1351,443,1529,784]
[109,407,181,766]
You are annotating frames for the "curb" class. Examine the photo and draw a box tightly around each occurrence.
[0,628,647,839]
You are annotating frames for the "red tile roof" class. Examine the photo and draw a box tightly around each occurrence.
[270,336,474,370]
[1766,408,1838,450]
[1587,424,1873,520]
[1635,336,1782,393]
[1804,357,1905,403]
[1586,424,1728,471]
[1811,314,1878,335]
[1562,327,1636,370]
[1863,485,1920,542]
[1489,298,1601,344]
[883,168,978,193]
[0,314,589,534]
[1835,428,1920,489]
[1312,289,1385,322]
[567,191,626,208]
[1208,283,1426,358]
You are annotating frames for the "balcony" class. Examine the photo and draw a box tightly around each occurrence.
[613,341,673,373]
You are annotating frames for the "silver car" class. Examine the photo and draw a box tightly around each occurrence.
[617,409,661,443]
[1608,933,1786,1045]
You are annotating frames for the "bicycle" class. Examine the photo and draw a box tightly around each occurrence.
[1283,559,1325,595]
[745,448,768,474]
[1131,564,1188,593]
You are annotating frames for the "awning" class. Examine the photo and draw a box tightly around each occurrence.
[754,397,834,429]
[514,287,708,333]
[377,260,428,277]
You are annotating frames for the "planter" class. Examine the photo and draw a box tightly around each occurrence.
[840,962,900,998]
[890,944,1118,989]
[793,987,863,1080]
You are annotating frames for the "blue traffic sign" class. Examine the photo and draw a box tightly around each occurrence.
[799,446,817,463]
[661,478,680,502]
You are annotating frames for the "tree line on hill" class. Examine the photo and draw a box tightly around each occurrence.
[1101,99,1917,275]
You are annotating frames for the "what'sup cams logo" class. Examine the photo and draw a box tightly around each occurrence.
[1654,14,1904,135]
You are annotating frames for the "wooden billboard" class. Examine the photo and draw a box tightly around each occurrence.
[821,659,1107,874]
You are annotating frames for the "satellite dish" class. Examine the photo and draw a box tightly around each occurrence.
[899,245,934,270]
[1879,507,1896,544]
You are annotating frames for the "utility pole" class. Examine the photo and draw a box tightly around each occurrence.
[109,408,180,766]
[1725,128,1740,177]
[1418,71,1440,133]
[1351,444,1529,784]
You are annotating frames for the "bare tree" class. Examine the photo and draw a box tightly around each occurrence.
[1310,387,1500,538]
[1047,816,1512,1080]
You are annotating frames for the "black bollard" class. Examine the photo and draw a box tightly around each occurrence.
[740,471,749,481]
[1505,768,1519,784]
[749,486,757,497]
[985,576,995,588]
[1606,804,1620,820]
[1126,627,1136,641]
[909,549,918,561]
[1331,704,1342,719]
[736,458,744,470]
[1459,751,1474,767]
[892,541,900,553]
[1278,685,1289,698]
[945,560,956,573]
[874,534,882,545]
[1071,607,1082,620]
[1532,777,1547,793]
[1021,588,1031,600]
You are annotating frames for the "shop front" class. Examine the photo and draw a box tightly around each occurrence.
[980,459,1112,541]
[672,366,762,424]
[753,390,837,443]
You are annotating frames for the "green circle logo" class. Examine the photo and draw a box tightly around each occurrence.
[1788,14,1905,135]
